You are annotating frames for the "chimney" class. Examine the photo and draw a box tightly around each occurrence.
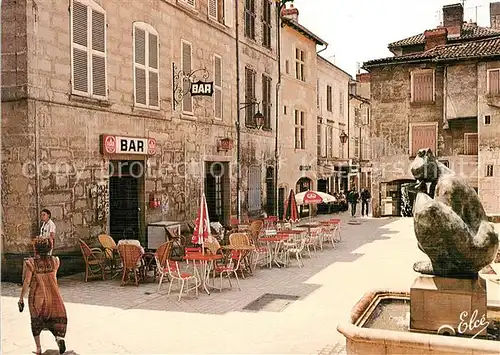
[490,2,500,29]
[424,27,448,51]
[442,3,463,38]
[282,4,299,22]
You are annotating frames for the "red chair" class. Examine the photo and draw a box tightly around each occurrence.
[184,247,202,265]
[264,216,278,230]
[330,219,342,242]
[212,250,242,292]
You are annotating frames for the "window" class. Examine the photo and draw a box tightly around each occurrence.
[294,110,305,149]
[410,124,437,156]
[181,0,195,7]
[71,0,107,99]
[283,106,287,115]
[316,79,320,109]
[327,125,333,158]
[262,74,272,129]
[485,115,491,125]
[133,23,159,109]
[262,0,272,48]
[295,48,305,81]
[285,60,289,74]
[486,164,494,177]
[214,54,222,119]
[339,91,344,116]
[208,0,218,19]
[248,165,262,212]
[364,106,370,125]
[326,85,332,112]
[208,0,228,24]
[317,119,322,156]
[488,69,500,95]
[353,137,359,158]
[244,0,255,39]
[464,133,478,155]
[245,67,256,125]
[411,70,434,103]
[181,40,192,113]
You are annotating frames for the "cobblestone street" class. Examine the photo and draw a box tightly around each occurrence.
[2,214,499,354]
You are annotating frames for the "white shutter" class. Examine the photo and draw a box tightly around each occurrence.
[134,27,146,105]
[72,1,88,93]
[135,68,146,105]
[148,32,159,107]
[91,9,106,97]
[208,0,217,19]
[185,0,195,6]
[182,41,193,113]
[248,166,262,212]
[224,0,233,27]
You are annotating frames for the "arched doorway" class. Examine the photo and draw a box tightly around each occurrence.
[266,167,275,216]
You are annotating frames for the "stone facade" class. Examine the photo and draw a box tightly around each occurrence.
[1,0,278,279]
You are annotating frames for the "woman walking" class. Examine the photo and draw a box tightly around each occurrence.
[19,237,67,355]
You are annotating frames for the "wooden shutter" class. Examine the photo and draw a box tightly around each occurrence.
[412,125,436,156]
[148,32,159,107]
[413,71,433,102]
[465,133,478,155]
[489,70,500,95]
[185,0,195,6]
[245,68,254,125]
[208,0,217,19]
[91,9,106,97]
[134,28,146,105]
[248,166,261,212]
[326,86,332,111]
[72,1,88,93]
[224,0,233,27]
[182,41,192,112]
[214,55,222,119]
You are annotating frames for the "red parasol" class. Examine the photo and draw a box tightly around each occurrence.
[192,193,211,252]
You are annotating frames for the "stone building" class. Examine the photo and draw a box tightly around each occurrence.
[316,56,351,195]
[348,73,371,192]
[1,0,278,279]
[278,5,327,217]
[363,3,500,219]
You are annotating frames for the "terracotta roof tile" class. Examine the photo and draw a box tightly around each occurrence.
[388,23,500,48]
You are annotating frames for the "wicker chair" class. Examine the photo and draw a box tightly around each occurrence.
[155,241,173,292]
[117,244,144,286]
[248,220,263,244]
[78,239,106,282]
[98,234,121,273]
[228,233,252,277]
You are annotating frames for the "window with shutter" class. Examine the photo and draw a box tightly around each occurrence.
[464,133,478,155]
[339,91,344,116]
[214,54,222,119]
[411,124,437,156]
[208,0,217,19]
[181,40,193,113]
[488,69,500,95]
[262,0,272,49]
[248,165,262,212]
[326,85,332,112]
[411,70,434,103]
[181,0,196,7]
[262,75,272,129]
[71,0,107,99]
[244,0,255,39]
[133,23,159,109]
[245,67,256,125]
[224,0,233,27]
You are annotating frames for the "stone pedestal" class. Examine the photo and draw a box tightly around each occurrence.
[410,276,488,337]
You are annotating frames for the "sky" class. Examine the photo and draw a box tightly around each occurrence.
[292,0,493,77]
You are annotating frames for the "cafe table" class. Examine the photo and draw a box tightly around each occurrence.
[183,252,223,295]
[221,244,256,275]
[259,234,292,268]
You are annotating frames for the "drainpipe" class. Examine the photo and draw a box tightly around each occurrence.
[34,102,41,221]
[235,0,241,220]
[346,81,351,190]
[274,2,282,218]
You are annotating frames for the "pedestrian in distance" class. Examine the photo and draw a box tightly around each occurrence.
[19,237,68,355]
[38,209,56,255]
[348,188,359,217]
[361,188,371,217]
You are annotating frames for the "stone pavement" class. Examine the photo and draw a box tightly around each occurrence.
[2,213,499,354]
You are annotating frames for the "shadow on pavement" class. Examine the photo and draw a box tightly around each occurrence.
[2,214,402,315]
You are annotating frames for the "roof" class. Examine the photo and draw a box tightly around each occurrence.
[363,35,500,68]
[349,94,370,104]
[317,55,352,79]
[282,17,328,46]
[388,23,500,48]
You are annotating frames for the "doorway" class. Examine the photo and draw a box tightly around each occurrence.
[266,167,275,216]
[278,187,285,220]
[205,161,230,225]
[109,160,144,242]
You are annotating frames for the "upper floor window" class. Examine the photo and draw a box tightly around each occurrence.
[411,70,434,103]
[262,0,272,49]
[327,124,333,158]
[181,0,195,7]
[244,0,255,39]
[209,0,229,24]
[339,91,344,116]
[353,137,359,158]
[214,54,222,119]
[326,85,332,112]
[486,164,494,177]
[410,123,437,156]
[133,23,159,109]
[295,48,305,81]
[71,0,107,99]
[181,40,193,113]
[487,69,500,95]
[317,118,322,157]
[464,133,478,155]
[294,109,305,149]
[245,67,256,125]
[262,74,272,129]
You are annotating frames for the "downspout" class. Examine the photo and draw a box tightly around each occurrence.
[347,81,350,190]
[316,43,328,55]
[235,0,241,220]
[274,2,281,218]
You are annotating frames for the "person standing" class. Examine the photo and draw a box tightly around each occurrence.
[39,209,56,255]
[348,188,359,217]
[19,237,67,355]
[361,188,371,217]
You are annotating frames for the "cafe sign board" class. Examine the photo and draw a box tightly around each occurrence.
[100,135,157,155]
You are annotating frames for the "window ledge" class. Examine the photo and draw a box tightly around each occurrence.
[132,106,164,119]
[69,94,111,107]
[410,100,435,106]
[181,112,196,121]
[207,17,227,30]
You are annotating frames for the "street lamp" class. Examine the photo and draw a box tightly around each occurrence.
[340,130,348,158]
[236,102,265,220]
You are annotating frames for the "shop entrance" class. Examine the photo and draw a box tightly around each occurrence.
[205,161,230,225]
[109,160,144,241]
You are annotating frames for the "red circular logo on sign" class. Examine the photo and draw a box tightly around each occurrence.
[104,135,116,153]
[148,138,157,155]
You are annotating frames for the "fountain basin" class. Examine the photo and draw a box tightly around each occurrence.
[337,289,499,355]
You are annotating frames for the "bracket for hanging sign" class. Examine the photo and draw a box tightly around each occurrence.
[172,63,211,110]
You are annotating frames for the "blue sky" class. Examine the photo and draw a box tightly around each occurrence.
[292,0,492,76]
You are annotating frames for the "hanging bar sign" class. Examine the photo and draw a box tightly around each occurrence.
[190,81,214,96]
